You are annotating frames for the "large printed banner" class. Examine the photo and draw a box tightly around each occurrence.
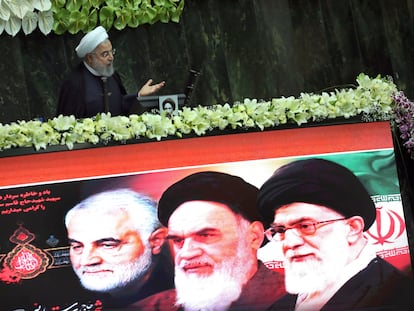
[0,122,411,310]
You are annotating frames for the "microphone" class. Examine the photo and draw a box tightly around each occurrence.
[184,69,200,107]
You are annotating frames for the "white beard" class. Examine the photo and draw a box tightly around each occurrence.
[74,244,153,294]
[284,243,348,294]
[174,239,255,311]
[285,258,332,294]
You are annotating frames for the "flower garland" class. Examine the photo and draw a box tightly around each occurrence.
[0,73,399,152]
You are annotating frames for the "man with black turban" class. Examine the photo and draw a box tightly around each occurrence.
[135,171,286,310]
[57,26,165,118]
[257,158,414,311]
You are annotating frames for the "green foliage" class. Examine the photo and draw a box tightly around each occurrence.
[52,0,185,35]
[0,0,184,36]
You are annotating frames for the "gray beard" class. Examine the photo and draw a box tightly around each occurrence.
[89,59,115,77]
[96,63,114,77]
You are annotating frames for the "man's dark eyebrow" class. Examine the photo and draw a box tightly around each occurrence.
[166,234,181,240]
[68,238,81,244]
[95,238,122,244]
[167,227,220,239]
[68,238,122,244]
[274,217,314,226]
[197,228,220,234]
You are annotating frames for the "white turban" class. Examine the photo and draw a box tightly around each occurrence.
[75,26,109,58]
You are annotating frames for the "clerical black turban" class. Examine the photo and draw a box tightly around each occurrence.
[158,171,259,226]
[257,158,376,231]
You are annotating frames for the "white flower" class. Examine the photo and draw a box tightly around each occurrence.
[0,74,398,152]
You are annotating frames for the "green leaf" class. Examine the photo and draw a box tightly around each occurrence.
[99,6,114,30]
[22,11,38,35]
[38,10,53,35]
[83,8,98,32]
[66,0,82,12]
[51,0,66,10]
[146,5,158,21]
[52,7,69,34]
[67,9,87,34]
[126,0,143,9]
[171,0,184,22]
[158,7,170,23]
[113,8,131,30]
[106,0,123,8]
[128,11,140,28]
[85,0,104,8]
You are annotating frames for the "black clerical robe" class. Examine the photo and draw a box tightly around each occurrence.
[57,62,137,118]
[268,256,414,311]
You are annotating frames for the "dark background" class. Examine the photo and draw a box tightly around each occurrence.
[1,0,413,123]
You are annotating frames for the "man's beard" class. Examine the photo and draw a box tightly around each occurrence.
[91,59,115,77]
[174,239,255,311]
[284,245,348,294]
[74,245,153,294]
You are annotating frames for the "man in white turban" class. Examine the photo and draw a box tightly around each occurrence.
[57,26,165,118]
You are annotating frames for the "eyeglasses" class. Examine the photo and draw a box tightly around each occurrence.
[90,48,116,58]
[264,218,346,242]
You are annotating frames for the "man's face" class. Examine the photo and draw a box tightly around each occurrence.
[67,209,152,294]
[88,39,115,77]
[163,103,173,114]
[273,202,350,294]
[167,201,256,310]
